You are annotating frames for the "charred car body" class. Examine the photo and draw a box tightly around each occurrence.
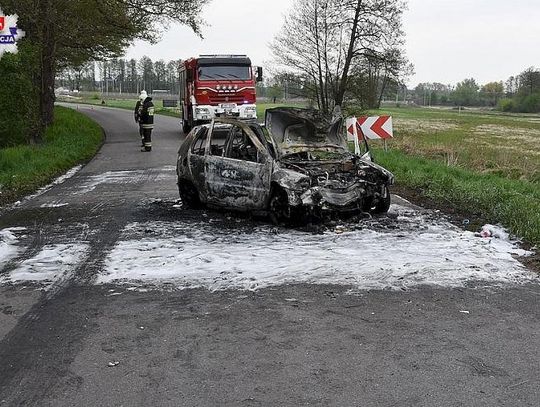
[176,107,394,222]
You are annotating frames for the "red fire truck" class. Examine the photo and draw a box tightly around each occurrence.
[179,55,263,133]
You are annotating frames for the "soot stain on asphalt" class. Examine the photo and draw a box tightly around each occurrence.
[142,198,433,236]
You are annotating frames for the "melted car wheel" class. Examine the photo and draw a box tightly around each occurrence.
[372,185,391,214]
[178,181,202,209]
[269,187,291,225]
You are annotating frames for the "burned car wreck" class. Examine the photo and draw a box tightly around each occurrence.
[176,107,394,223]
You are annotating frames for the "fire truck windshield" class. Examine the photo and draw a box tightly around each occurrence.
[198,65,251,81]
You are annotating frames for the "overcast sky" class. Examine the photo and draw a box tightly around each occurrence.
[126,0,540,87]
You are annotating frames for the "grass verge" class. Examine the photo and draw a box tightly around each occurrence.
[60,98,180,117]
[0,106,103,205]
[373,147,540,246]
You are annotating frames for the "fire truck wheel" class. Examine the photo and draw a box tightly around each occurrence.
[182,120,191,134]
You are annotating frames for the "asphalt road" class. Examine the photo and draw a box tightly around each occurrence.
[0,105,539,406]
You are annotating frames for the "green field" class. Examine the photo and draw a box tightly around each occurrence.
[367,107,540,182]
[0,106,103,205]
[363,106,540,245]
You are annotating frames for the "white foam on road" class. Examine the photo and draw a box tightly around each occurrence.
[5,243,89,287]
[75,170,146,194]
[74,166,176,195]
[99,206,536,291]
[0,228,25,270]
[11,165,82,207]
[40,202,69,208]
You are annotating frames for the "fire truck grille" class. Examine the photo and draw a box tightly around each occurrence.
[208,94,246,104]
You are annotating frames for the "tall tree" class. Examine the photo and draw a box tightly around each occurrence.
[480,81,504,106]
[2,0,208,143]
[518,67,540,96]
[138,56,154,92]
[166,60,180,94]
[127,59,139,94]
[154,60,167,90]
[271,0,409,113]
[453,78,480,106]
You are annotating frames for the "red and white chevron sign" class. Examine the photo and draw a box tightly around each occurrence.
[346,116,393,140]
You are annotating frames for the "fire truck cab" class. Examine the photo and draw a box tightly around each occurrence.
[179,55,263,133]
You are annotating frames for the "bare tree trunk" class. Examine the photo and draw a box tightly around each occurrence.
[40,41,56,128]
[313,2,328,113]
[29,0,56,144]
[335,0,362,107]
[377,75,389,108]
[322,3,331,112]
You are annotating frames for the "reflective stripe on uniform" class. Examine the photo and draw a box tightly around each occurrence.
[142,124,154,129]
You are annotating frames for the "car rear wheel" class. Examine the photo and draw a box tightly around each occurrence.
[178,180,202,209]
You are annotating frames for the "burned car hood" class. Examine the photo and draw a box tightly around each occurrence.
[265,108,348,157]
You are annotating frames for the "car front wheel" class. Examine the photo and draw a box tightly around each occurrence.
[269,187,291,225]
[372,185,391,214]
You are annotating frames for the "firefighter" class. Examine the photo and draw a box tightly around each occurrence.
[139,93,155,152]
[134,91,147,147]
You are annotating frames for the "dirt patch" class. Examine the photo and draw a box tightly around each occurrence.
[473,124,540,145]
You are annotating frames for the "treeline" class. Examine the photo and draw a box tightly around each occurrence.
[56,57,182,95]
[408,67,540,113]
[498,67,540,113]
[411,80,504,107]
[56,57,311,102]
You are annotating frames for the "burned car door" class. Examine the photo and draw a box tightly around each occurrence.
[204,123,272,210]
[187,126,210,200]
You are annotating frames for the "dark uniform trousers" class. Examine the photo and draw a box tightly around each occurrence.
[140,100,155,151]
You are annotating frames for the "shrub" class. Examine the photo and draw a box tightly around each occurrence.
[517,93,540,113]
[0,51,36,147]
[497,98,515,112]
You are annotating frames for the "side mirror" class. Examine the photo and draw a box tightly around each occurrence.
[256,67,263,82]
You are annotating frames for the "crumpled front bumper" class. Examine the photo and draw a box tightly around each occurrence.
[286,183,379,212]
